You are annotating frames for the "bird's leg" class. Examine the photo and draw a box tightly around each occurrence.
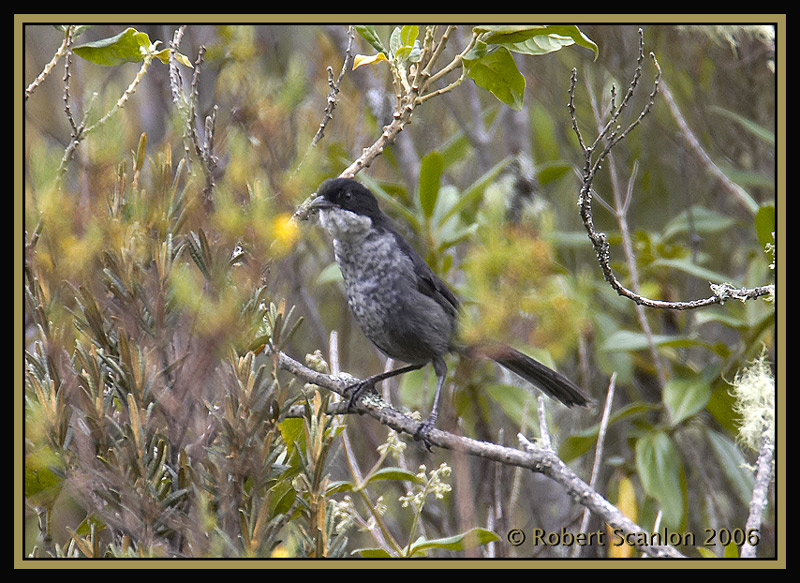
[345,363,424,412]
[414,358,447,451]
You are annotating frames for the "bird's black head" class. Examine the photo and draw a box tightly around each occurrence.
[312,178,384,220]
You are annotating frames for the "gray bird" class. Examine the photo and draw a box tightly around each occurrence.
[307,177,591,446]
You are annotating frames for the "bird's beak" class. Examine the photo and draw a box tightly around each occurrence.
[294,194,335,221]
[308,195,336,210]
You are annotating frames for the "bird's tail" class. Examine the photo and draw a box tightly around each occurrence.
[464,344,592,407]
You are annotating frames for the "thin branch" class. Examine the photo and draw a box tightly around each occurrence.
[536,395,552,451]
[187,46,217,203]
[740,432,775,558]
[573,373,616,557]
[313,26,355,146]
[293,25,476,220]
[659,78,759,216]
[59,37,155,177]
[568,29,774,311]
[272,347,685,559]
[26,26,72,100]
[292,27,356,179]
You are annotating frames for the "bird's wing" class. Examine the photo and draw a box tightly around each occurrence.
[389,229,460,318]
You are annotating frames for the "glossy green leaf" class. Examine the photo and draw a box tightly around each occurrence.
[635,431,685,529]
[464,46,525,110]
[25,448,65,508]
[475,25,599,60]
[535,160,572,185]
[439,156,513,226]
[73,27,153,66]
[325,480,354,494]
[392,25,420,62]
[705,428,755,507]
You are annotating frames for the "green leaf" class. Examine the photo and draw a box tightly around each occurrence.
[696,547,717,558]
[438,156,512,226]
[661,205,736,241]
[464,46,526,110]
[407,527,500,556]
[153,47,192,67]
[25,448,65,508]
[705,428,755,507]
[278,417,304,450]
[475,24,599,60]
[663,377,710,426]
[599,330,713,353]
[73,27,153,66]
[754,204,775,250]
[354,25,387,54]
[484,382,533,427]
[558,403,656,462]
[650,258,738,286]
[535,160,572,185]
[315,262,343,286]
[419,151,443,218]
[709,106,775,145]
[354,547,393,558]
[391,25,420,63]
[366,467,422,484]
[325,480,354,494]
[635,431,685,529]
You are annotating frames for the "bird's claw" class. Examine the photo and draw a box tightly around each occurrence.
[345,379,375,414]
[414,417,437,452]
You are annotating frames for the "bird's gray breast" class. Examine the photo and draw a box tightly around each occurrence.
[319,208,453,363]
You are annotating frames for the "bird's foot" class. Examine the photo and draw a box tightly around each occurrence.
[414,415,438,452]
[345,379,376,414]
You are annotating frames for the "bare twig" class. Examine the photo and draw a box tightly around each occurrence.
[26,27,72,101]
[740,433,775,558]
[568,29,774,311]
[314,27,355,146]
[293,25,475,220]
[187,47,217,203]
[659,78,759,216]
[59,29,155,177]
[292,27,356,179]
[573,373,617,557]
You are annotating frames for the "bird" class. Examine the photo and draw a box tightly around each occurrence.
[306,177,592,446]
